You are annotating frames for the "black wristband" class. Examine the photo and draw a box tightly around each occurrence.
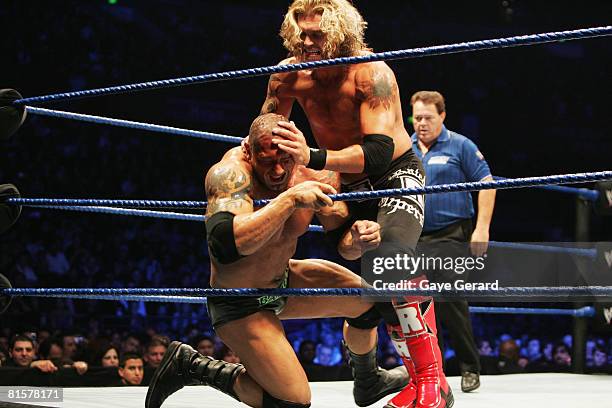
[307,148,327,170]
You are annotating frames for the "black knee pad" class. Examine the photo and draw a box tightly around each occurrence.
[374,302,400,326]
[346,305,383,329]
[262,390,311,408]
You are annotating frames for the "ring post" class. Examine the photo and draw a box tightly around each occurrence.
[572,197,591,373]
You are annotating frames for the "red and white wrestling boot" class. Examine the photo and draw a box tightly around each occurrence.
[385,323,418,408]
[385,297,454,408]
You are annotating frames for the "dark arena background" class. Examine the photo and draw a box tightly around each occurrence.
[0,1,611,407]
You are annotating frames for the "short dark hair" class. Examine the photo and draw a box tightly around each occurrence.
[146,335,169,351]
[192,335,214,347]
[119,352,143,368]
[410,91,446,114]
[299,340,315,353]
[9,334,34,350]
[37,337,63,359]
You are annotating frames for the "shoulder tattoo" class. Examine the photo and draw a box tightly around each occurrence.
[205,165,253,215]
[359,69,396,110]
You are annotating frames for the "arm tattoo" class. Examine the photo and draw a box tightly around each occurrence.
[320,170,340,189]
[360,70,396,110]
[262,99,279,114]
[205,165,253,216]
[261,74,282,114]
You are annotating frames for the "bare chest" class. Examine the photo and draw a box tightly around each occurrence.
[290,74,361,145]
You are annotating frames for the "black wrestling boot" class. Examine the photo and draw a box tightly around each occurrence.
[345,342,410,407]
[146,341,245,408]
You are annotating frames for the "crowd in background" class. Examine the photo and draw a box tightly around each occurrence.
[1,0,611,384]
[1,324,610,385]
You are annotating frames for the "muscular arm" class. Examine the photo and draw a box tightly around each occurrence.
[308,169,350,230]
[260,61,296,117]
[205,162,297,257]
[320,64,399,173]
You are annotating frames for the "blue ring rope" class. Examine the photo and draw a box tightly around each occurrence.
[3,286,611,299]
[30,292,593,318]
[484,241,597,259]
[25,107,243,144]
[35,205,203,222]
[296,171,612,205]
[468,306,595,318]
[7,171,612,209]
[13,26,612,106]
[494,177,599,201]
[22,108,601,202]
[35,205,599,259]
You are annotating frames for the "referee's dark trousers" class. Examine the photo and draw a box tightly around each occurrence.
[420,218,481,374]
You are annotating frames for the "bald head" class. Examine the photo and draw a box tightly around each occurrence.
[248,113,287,153]
[246,113,295,192]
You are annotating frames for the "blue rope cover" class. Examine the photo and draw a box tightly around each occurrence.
[25,293,593,317]
[468,306,595,318]
[494,177,599,201]
[21,109,603,202]
[25,107,243,144]
[35,205,600,259]
[485,241,597,259]
[8,171,612,209]
[37,205,203,222]
[3,286,611,299]
[298,171,612,205]
[13,26,612,106]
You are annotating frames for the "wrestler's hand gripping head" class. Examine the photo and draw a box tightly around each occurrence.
[244,113,297,192]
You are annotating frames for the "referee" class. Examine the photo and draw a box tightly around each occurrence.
[409,91,496,392]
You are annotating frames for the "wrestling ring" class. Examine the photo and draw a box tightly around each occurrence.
[1,25,611,408]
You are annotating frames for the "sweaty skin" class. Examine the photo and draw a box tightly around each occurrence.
[205,146,346,289]
[261,55,412,184]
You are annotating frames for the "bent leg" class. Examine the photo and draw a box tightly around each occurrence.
[216,311,311,407]
[278,259,373,319]
[280,259,408,407]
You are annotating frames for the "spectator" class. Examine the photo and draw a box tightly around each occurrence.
[98,345,120,368]
[526,338,542,362]
[525,339,551,373]
[497,340,524,374]
[478,340,493,357]
[121,334,142,355]
[37,329,51,344]
[552,343,572,372]
[314,344,335,367]
[6,334,57,373]
[62,334,79,361]
[194,335,215,357]
[591,346,609,373]
[298,340,316,366]
[88,338,119,367]
[38,337,64,363]
[6,335,36,368]
[118,353,144,386]
[215,344,240,364]
[543,342,554,362]
[318,329,342,366]
[143,335,169,370]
